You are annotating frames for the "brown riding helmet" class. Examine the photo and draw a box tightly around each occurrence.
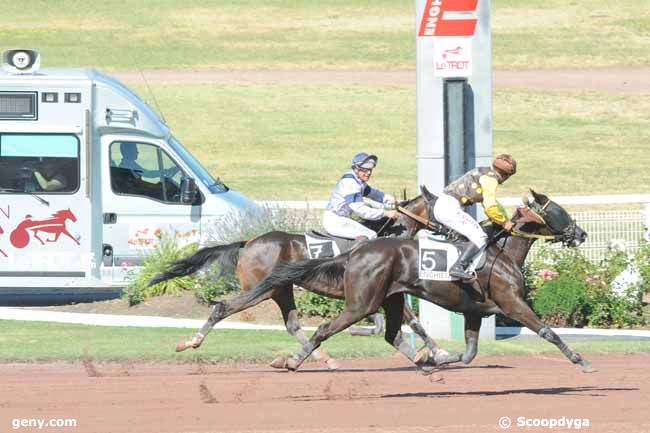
[493,154,517,177]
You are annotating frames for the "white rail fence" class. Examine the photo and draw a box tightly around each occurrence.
[257,194,650,263]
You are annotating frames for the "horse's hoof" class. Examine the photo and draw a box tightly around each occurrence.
[269,356,288,369]
[175,341,189,352]
[175,335,202,352]
[325,358,340,370]
[581,361,597,373]
[434,353,462,365]
[431,349,451,365]
[414,347,431,365]
[286,357,300,371]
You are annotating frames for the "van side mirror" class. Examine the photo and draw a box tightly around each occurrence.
[180,177,198,205]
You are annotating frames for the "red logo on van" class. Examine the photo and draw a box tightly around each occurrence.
[10,209,80,249]
[0,224,6,257]
[418,0,478,37]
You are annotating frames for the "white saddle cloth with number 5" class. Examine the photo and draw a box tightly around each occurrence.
[418,231,485,281]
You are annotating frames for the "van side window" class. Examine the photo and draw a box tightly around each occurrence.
[0,134,80,194]
[110,141,185,203]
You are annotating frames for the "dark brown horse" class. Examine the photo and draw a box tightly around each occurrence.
[224,187,594,372]
[151,195,448,371]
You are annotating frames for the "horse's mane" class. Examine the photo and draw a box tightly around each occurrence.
[52,209,70,218]
[398,194,422,208]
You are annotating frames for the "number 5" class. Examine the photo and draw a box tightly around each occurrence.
[421,250,437,271]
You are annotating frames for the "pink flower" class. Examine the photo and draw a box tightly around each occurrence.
[540,269,559,280]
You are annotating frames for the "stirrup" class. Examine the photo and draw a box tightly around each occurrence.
[449,267,476,281]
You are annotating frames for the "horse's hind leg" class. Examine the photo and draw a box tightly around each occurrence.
[382,294,436,374]
[402,301,461,366]
[499,296,595,373]
[403,302,438,353]
[175,286,274,352]
[286,308,368,371]
[348,312,385,336]
[269,286,340,370]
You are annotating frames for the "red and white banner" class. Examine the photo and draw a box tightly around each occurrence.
[418,0,478,37]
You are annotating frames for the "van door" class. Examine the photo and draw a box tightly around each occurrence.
[100,135,201,283]
[0,133,91,280]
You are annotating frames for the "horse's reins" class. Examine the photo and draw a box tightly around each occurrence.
[511,229,557,241]
[396,205,439,231]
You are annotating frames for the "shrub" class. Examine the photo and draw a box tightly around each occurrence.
[636,240,650,295]
[192,273,240,305]
[531,273,589,327]
[525,243,647,328]
[296,291,344,319]
[123,235,198,306]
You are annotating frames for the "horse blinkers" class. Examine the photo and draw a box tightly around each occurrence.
[529,199,586,247]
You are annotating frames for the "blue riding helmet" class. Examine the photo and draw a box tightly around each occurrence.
[351,152,378,170]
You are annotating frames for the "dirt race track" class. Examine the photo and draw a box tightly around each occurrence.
[1,354,649,433]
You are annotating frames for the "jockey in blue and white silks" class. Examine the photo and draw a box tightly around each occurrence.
[322,152,397,240]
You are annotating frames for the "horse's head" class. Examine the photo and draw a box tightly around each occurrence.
[421,184,438,219]
[380,187,435,239]
[54,208,77,223]
[515,189,587,247]
[384,194,429,238]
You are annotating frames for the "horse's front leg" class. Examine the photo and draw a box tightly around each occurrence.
[461,312,482,364]
[498,295,595,373]
[60,229,80,245]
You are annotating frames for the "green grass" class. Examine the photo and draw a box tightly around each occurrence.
[131,83,650,200]
[1,0,648,70]
[0,320,648,363]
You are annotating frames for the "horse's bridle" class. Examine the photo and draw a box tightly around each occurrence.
[511,199,579,246]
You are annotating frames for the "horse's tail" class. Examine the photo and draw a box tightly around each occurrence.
[148,240,247,287]
[244,252,350,301]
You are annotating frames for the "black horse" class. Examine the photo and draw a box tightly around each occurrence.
[151,194,450,371]
[229,187,593,372]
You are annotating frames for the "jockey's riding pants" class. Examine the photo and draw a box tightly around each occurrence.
[322,210,378,240]
[433,193,487,248]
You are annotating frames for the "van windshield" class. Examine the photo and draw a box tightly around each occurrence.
[168,137,228,193]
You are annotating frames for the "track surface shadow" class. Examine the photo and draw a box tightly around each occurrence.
[287,386,639,402]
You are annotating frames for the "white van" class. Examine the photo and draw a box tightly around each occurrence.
[0,49,258,302]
